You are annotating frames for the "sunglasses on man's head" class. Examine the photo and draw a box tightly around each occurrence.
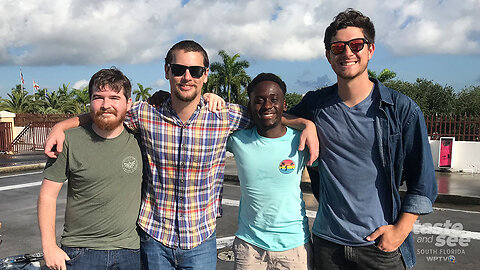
[168,64,206,78]
[329,38,369,55]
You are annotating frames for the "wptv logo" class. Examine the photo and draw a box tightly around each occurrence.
[414,219,471,264]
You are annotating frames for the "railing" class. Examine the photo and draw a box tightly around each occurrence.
[425,115,480,141]
[14,113,73,127]
[0,122,13,153]
[11,122,57,153]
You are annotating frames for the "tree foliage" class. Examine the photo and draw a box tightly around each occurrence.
[0,85,33,113]
[0,84,88,114]
[385,78,456,115]
[133,83,152,101]
[368,68,397,83]
[285,93,303,110]
[207,50,250,105]
[454,86,480,116]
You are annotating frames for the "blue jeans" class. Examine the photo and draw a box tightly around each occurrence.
[61,246,141,270]
[139,229,217,270]
[313,234,405,270]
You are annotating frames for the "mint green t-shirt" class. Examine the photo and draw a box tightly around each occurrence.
[43,124,143,250]
[227,127,310,251]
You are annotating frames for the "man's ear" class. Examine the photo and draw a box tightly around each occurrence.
[127,98,132,111]
[325,50,332,65]
[203,68,209,83]
[164,64,170,80]
[367,43,375,60]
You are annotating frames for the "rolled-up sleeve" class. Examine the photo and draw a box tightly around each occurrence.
[401,106,438,214]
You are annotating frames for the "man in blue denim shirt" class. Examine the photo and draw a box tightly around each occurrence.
[288,9,437,269]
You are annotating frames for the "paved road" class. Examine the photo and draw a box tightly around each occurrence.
[1,170,480,269]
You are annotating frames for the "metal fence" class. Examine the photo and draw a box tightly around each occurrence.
[0,122,13,152]
[425,115,480,141]
[14,113,73,126]
[11,122,57,153]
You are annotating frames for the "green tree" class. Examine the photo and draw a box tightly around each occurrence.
[204,73,221,94]
[36,84,79,114]
[385,78,455,115]
[0,85,34,113]
[209,50,251,104]
[71,86,90,113]
[285,93,303,110]
[133,83,152,101]
[455,85,480,116]
[368,68,397,83]
[30,88,49,113]
[57,83,71,98]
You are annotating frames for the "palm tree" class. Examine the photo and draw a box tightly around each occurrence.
[0,85,34,113]
[133,83,152,101]
[71,86,90,113]
[57,83,71,97]
[204,73,221,95]
[368,68,397,83]
[209,50,251,103]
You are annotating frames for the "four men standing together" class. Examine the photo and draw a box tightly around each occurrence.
[39,8,437,270]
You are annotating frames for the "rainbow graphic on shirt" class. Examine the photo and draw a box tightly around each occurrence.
[279,159,295,174]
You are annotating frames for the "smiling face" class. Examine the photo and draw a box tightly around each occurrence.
[90,85,131,131]
[326,26,375,81]
[249,80,287,138]
[165,49,209,103]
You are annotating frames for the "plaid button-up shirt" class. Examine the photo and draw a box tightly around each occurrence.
[124,98,250,249]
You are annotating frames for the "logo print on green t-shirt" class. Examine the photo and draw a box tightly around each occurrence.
[122,156,138,173]
[279,159,295,174]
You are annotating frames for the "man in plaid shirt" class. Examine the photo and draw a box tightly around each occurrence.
[45,40,318,269]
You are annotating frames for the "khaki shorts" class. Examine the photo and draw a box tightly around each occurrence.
[233,237,313,270]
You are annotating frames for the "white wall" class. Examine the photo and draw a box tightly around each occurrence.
[430,139,480,173]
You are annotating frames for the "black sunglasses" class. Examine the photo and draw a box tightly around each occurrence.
[329,38,369,55]
[168,64,206,78]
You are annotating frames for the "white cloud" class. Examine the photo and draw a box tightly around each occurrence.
[1,0,479,67]
[72,79,88,89]
[154,79,167,89]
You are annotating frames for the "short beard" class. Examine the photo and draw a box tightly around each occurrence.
[173,88,199,102]
[91,109,125,131]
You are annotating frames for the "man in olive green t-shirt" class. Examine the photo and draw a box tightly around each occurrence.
[37,68,143,270]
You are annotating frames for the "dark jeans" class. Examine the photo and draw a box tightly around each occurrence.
[61,246,141,270]
[139,229,217,270]
[313,234,405,270]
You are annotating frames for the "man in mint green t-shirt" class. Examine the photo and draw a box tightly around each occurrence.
[37,68,143,270]
[227,73,313,270]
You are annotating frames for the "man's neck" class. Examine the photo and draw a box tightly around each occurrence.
[257,125,287,139]
[91,124,124,139]
[337,72,374,108]
[171,96,201,123]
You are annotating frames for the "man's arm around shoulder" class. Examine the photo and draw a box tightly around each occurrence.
[282,114,319,166]
[44,114,91,158]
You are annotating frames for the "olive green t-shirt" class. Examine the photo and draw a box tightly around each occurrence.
[44,124,143,250]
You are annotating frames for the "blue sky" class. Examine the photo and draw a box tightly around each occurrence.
[1,0,480,99]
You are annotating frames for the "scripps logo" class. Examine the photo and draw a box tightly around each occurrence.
[122,156,138,173]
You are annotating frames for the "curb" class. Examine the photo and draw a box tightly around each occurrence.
[0,163,46,174]
[224,174,480,206]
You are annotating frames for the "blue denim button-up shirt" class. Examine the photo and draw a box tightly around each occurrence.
[290,78,438,268]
